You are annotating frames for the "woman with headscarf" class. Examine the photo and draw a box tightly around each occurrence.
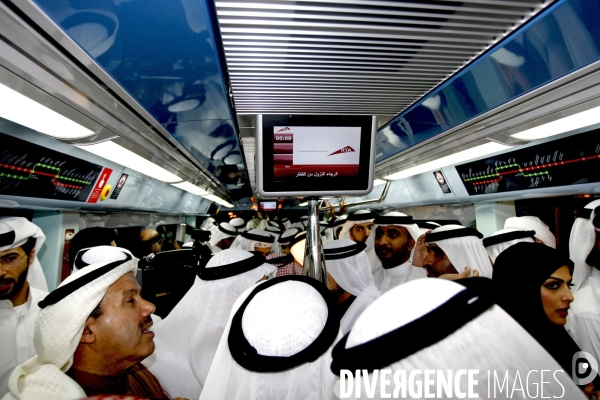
[493,242,598,394]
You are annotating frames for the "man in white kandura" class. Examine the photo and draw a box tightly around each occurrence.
[0,217,48,396]
[148,249,275,398]
[200,276,338,400]
[2,247,173,400]
[566,200,600,363]
[367,212,427,292]
[416,224,492,279]
[324,239,382,334]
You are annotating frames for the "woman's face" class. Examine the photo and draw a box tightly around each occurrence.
[541,266,574,326]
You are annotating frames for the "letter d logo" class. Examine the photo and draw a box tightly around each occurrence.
[572,351,598,385]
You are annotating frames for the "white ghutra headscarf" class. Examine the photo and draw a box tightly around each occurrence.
[365,211,421,274]
[483,227,535,264]
[4,249,136,400]
[338,210,376,241]
[324,240,381,335]
[504,216,556,249]
[569,199,600,292]
[425,225,492,278]
[147,249,275,398]
[208,222,239,254]
[330,278,585,399]
[229,229,275,252]
[0,217,48,292]
[199,276,339,400]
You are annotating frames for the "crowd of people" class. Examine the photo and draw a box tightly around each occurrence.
[1,199,600,399]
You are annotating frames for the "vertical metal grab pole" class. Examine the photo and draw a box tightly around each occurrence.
[302,198,328,288]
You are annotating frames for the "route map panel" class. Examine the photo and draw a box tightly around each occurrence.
[0,133,104,202]
[455,129,600,196]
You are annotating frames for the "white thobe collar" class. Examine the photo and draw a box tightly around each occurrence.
[0,287,34,315]
[382,259,413,277]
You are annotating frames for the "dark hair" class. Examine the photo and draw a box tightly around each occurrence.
[19,237,37,256]
[68,228,116,269]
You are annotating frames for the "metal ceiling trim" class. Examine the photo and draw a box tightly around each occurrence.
[222,36,484,50]
[227,63,453,72]
[216,12,508,31]
[216,1,539,16]
[230,80,432,87]
[230,72,442,80]
[217,3,529,23]
[223,44,480,55]
[220,27,495,43]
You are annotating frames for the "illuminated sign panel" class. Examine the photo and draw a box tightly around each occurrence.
[0,133,106,202]
[455,129,600,196]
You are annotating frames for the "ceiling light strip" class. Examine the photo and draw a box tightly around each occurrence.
[0,82,94,140]
[384,142,511,181]
[171,181,209,196]
[511,106,600,141]
[77,141,182,183]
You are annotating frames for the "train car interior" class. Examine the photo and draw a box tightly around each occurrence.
[1,0,600,398]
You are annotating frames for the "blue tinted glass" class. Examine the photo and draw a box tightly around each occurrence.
[377,0,600,163]
[33,0,250,196]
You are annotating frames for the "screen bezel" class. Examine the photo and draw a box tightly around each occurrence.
[256,114,377,197]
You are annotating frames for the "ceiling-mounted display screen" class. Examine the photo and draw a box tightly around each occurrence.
[0,133,106,202]
[259,201,277,211]
[256,115,377,197]
[455,129,600,196]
